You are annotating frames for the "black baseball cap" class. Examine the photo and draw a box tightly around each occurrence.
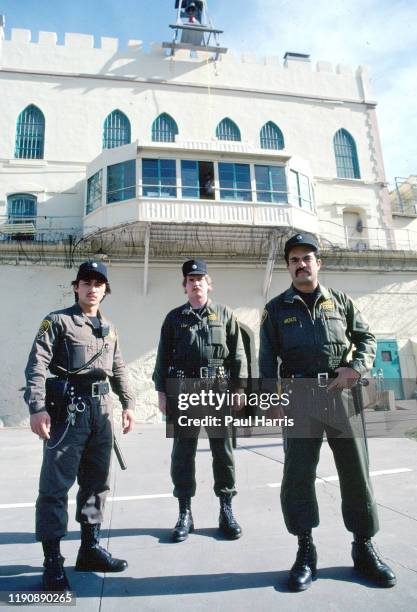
[76,261,109,283]
[182,259,208,276]
[284,233,319,260]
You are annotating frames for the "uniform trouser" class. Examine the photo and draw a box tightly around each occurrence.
[280,387,379,537]
[171,434,236,498]
[35,399,113,541]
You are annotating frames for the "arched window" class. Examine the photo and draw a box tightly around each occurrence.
[152,113,178,143]
[334,129,360,179]
[15,105,45,159]
[260,121,284,150]
[7,193,37,220]
[103,110,131,149]
[216,118,241,142]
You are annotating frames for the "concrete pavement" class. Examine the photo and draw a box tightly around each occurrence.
[0,425,416,611]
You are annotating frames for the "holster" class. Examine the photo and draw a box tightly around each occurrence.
[45,378,69,421]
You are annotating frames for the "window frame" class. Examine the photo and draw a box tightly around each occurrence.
[14,105,45,160]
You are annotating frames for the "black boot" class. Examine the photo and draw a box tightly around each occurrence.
[172,497,194,542]
[218,494,242,540]
[42,540,70,592]
[288,532,317,592]
[352,536,396,587]
[75,524,127,572]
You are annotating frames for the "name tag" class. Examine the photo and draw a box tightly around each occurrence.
[284,316,297,324]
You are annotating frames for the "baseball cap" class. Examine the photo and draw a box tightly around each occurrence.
[76,261,109,283]
[284,233,319,260]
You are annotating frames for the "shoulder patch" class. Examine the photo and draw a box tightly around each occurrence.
[261,309,268,325]
[36,319,51,339]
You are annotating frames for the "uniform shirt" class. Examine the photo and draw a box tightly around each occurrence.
[152,300,248,392]
[24,303,135,414]
[259,284,376,381]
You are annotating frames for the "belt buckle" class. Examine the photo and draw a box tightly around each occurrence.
[318,372,328,388]
[92,382,100,398]
[200,367,209,379]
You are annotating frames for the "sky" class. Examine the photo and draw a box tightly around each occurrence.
[1,0,416,185]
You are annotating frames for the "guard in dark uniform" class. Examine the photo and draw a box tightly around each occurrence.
[259,233,396,591]
[153,259,247,542]
[25,261,135,591]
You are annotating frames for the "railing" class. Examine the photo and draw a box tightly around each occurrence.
[319,219,417,252]
[0,215,83,243]
[391,177,417,216]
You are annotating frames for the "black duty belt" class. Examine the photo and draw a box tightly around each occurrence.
[170,366,228,379]
[66,379,110,398]
[282,372,337,388]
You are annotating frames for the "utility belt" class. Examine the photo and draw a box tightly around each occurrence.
[45,376,110,416]
[168,360,229,380]
[281,371,338,389]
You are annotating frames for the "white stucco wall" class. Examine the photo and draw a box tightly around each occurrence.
[1,263,416,427]
[0,27,395,246]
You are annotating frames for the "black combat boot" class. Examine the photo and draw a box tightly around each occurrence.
[42,539,70,592]
[218,494,242,540]
[288,531,317,592]
[352,535,396,587]
[75,524,128,572]
[172,497,194,542]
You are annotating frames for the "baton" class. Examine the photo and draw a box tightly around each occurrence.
[352,379,369,454]
[113,436,127,470]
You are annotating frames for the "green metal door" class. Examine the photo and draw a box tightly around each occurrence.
[372,339,404,400]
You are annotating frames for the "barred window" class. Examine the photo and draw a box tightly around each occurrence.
[334,129,360,179]
[103,110,131,149]
[15,105,45,159]
[216,118,241,142]
[152,113,178,143]
[260,122,284,150]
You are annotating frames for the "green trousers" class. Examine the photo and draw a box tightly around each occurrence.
[171,435,236,498]
[281,387,379,537]
[36,399,113,541]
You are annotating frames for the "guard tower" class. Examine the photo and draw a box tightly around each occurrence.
[163,0,227,60]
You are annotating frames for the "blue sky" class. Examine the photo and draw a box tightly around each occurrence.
[1,0,416,184]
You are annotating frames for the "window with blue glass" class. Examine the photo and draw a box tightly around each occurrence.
[334,129,360,179]
[6,193,37,240]
[107,160,136,204]
[142,159,177,198]
[86,170,103,214]
[152,113,178,143]
[15,105,45,159]
[181,160,215,199]
[218,163,251,201]
[103,110,131,149]
[216,118,241,142]
[260,122,284,150]
[255,165,287,202]
[289,170,314,211]
[7,193,37,222]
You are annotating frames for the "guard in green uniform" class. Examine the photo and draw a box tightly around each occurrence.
[153,259,247,542]
[259,233,396,591]
[25,261,135,591]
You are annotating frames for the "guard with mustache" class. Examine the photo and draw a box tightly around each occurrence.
[259,233,396,592]
[153,259,247,542]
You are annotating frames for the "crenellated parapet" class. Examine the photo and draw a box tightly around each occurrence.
[0,28,375,104]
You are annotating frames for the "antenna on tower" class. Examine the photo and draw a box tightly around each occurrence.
[162,1,227,61]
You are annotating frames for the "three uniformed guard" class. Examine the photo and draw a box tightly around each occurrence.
[259,233,396,591]
[25,261,135,591]
[153,259,248,542]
